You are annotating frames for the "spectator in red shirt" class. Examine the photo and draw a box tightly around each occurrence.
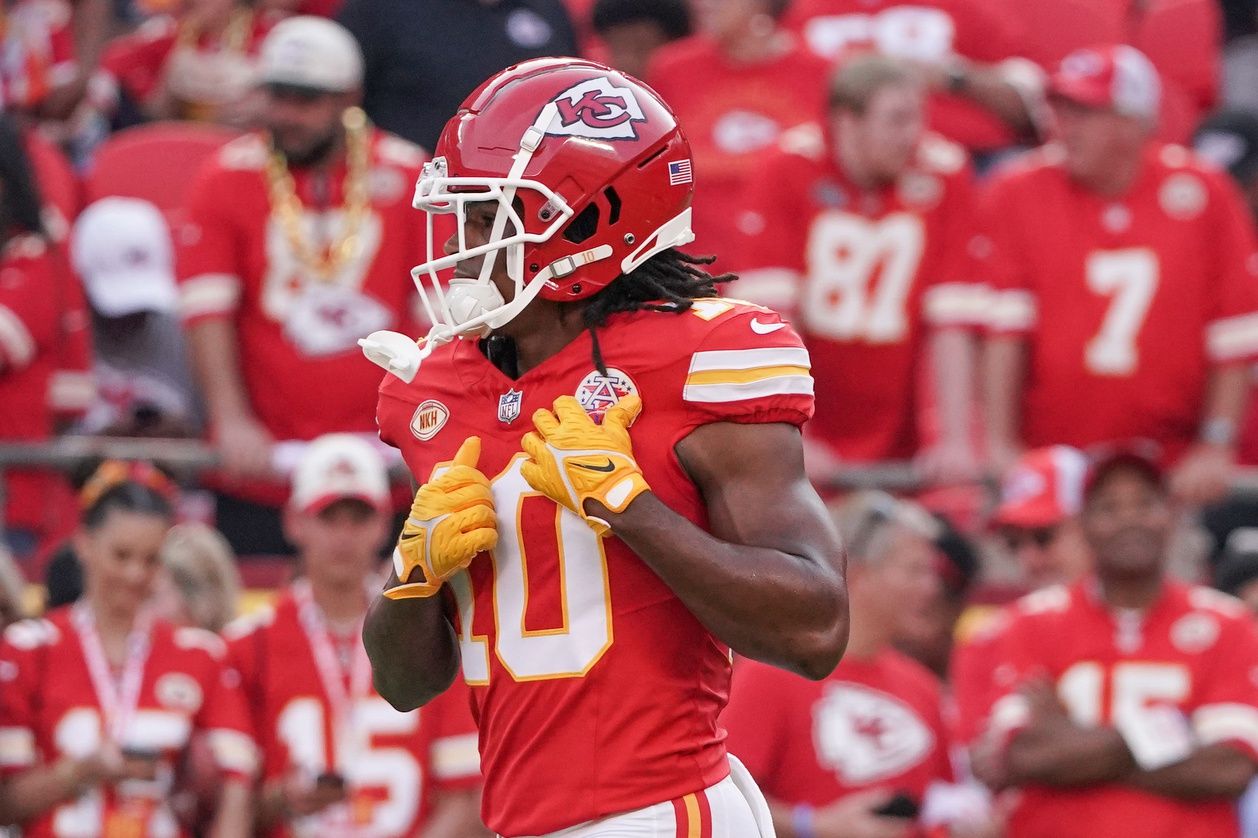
[951,446,1093,748]
[646,0,827,264]
[981,45,1258,506]
[0,114,88,560]
[177,17,427,554]
[724,492,967,838]
[98,0,275,125]
[785,0,1039,165]
[734,55,985,486]
[974,450,1258,838]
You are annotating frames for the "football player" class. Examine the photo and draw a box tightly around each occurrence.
[226,435,484,838]
[975,449,1258,838]
[361,58,848,837]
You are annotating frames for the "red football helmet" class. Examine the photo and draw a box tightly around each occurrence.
[411,57,695,339]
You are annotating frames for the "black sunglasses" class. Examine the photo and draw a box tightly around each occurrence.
[1001,526,1059,550]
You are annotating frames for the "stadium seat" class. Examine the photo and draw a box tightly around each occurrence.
[84,121,240,212]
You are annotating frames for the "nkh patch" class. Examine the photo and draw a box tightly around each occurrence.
[498,389,524,424]
[410,400,450,441]
[668,159,693,186]
[576,368,637,423]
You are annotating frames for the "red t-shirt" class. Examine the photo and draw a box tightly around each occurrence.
[176,130,429,505]
[723,653,953,815]
[735,125,983,462]
[226,583,480,837]
[376,300,814,836]
[1006,0,1219,144]
[987,580,1258,838]
[646,36,829,264]
[785,0,1022,153]
[0,235,88,535]
[100,13,273,119]
[0,608,257,838]
[980,143,1258,461]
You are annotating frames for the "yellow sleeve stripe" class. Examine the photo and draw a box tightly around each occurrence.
[685,364,811,386]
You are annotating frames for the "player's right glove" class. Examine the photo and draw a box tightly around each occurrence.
[384,437,497,600]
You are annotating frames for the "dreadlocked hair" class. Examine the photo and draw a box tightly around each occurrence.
[576,248,736,374]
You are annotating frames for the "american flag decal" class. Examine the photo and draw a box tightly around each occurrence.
[668,159,693,186]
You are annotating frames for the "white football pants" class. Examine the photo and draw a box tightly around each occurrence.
[511,756,775,838]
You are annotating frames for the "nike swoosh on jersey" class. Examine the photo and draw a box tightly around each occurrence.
[750,318,787,335]
[573,460,617,473]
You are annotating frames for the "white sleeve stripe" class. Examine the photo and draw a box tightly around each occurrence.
[0,728,35,767]
[1193,703,1258,752]
[0,304,35,368]
[179,273,242,319]
[689,346,811,373]
[1207,312,1258,361]
[734,268,802,310]
[684,374,814,404]
[923,283,991,326]
[430,732,481,780]
[986,289,1037,332]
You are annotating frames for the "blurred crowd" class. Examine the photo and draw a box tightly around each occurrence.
[1,0,1258,835]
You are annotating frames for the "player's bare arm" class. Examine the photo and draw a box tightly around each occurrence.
[596,420,847,680]
[1125,744,1257,799]
[363,588,460,710]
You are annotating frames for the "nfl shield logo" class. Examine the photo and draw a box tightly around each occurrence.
[498,389,523,424]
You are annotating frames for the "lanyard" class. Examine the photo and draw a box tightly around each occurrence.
[72,603,153,744]
[293,580,372,774]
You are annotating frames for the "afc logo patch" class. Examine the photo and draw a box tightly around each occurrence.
[576,368,636,422]
[545,77,647,141]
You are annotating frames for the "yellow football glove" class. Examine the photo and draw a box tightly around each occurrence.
[520,395,650,536]
[385,437,497,600]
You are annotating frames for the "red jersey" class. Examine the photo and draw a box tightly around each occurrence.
[981,143,1258,460]
[0,236,87,537]
[226,582,480,837]
[376,301,814,836]
[736,125,982,461]
[177,130,429,504]
[0,607,256,838]
[724,653,952,815]
[948,606,1013,747]
[785,0,1022,153]
[0,0,76,111]
[99,13,273,122]
[987,580,1258,838]
[646,36,829,263]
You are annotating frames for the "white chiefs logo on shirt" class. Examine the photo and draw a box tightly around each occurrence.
[813,683,934,784]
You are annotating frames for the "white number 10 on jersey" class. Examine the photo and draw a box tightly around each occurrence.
[450,456,614,684]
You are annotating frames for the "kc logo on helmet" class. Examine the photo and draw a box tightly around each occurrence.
[545,77,647,141]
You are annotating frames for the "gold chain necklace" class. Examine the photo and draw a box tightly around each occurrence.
[264,106,372,282]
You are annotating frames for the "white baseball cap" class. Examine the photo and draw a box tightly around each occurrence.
[259,16,364,93]
[290,434,390,514]
[71,197,177,318]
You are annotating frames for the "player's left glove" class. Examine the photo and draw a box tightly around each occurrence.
[520,395,650,536]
